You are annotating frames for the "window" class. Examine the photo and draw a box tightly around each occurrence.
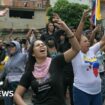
[9,10,34,19]
[37,3,42,8]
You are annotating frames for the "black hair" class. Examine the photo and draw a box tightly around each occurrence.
[25,40,50,72]
[46,37,58,49]
[20,39,27,44]
[25,42,36,72]
[46,22,55,34]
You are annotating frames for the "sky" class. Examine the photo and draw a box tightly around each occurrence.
[50,0,91,7]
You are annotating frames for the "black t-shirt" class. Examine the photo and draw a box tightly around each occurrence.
[19,54,67,105]
[40,33,55,43]
[57,40,74,80]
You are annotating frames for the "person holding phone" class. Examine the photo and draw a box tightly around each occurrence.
[14,17,80,105]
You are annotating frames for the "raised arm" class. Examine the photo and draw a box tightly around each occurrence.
[8,29,14,41]
[99,34,105,49]
[53,18,80,62]
[26,29,33,39]
[0,8,8,16]
[75,9,91,42]
[89,25,101,45]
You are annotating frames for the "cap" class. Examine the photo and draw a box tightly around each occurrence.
[6,42,16,47]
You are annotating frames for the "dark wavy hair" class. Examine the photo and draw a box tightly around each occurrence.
[46,22,55,34]
[25,42,36,72]
[25,40,50,72]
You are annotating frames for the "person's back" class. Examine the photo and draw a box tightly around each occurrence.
[2,41,27,80]
[4,52,27,83]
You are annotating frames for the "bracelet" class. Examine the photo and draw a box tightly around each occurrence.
[68,35,75,39]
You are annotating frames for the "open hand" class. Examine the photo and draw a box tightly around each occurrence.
[0,8,9,16]
[53,18,69,31]
[82,9,91,21]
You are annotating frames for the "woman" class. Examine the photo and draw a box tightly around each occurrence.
[72,35,105,105]
[46,37,59,58]
[40,22,56,43]
[71,10,105,105]
[14,18,80,105]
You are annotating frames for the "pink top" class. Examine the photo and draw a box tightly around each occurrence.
[32,57,52,79]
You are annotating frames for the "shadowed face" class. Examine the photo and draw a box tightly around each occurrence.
[80,36,90,53]
[8,43,17,55]
[60,35,65,41]
[48,23,54,32]
[86,31,92,40]
[33,40,47,59]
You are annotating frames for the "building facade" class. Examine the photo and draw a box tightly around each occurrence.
[0,0,49,29]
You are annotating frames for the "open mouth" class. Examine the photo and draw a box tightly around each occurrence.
[40,49,45,53]
[87,45,90,48]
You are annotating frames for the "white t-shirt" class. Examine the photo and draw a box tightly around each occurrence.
[72,42,101,95]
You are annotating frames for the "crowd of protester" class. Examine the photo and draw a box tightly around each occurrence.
[0,8,105,105]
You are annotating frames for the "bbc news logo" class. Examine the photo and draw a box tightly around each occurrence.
[0,91,14,97]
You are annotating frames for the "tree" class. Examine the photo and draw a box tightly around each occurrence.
[47,0,89,29]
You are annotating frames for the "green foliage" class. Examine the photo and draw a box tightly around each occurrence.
[47,0,90,29]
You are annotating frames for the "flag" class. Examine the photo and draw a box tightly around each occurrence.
[90,0,96,25]
[96,0,102,20]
